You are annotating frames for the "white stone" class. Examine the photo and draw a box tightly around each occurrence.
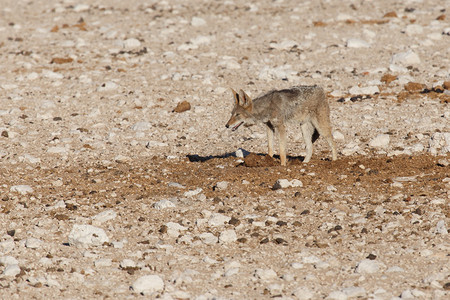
[132,275,164,295]
[369,134,390,148]
[435,220,448,235]
[10,185,34,195]
[92,210,117,224]
[254,268,277,281]
[333,131,345,140]
[293,287,314,299]
[94,258,112,267]
[273,179,303,189]
[326,291,348,300]
[391,50,421,66]
[190,35,211,46]
[131,122,152,131]
[73,4,90,12]
[217,58,241,70]
[270,39,298,50]
[153,199,176,209]
[191,17,206,27]
[386,266,405,273]
[25,238,43,249]
[123,38,141,49]
[3,264,21,277]
[405,24,423,36]
[47,146,68,154]
[219,229,237,244]
[97,81,118,92]
[0,240,15,253]
[346,38,370,48]
[120,259,136,268]
[355,259,382,274]
[0,256,18,266]
[68,224,109,248]
[349,85,379,95]
[215,181,229,190]
[400,289,414,299]
[342,286,366,297]
[1,84,18,90]
[166,222,187,237]
[199,232,218,245]
[291,262,303,269]
[208,213,231,227]
[184,188,203,197]
[42,70,64,79]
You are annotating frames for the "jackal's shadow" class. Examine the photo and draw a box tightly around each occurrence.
[186,148,251,162]
[186,148,308,163]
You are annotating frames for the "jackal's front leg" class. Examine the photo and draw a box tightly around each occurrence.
[267,126,274,157]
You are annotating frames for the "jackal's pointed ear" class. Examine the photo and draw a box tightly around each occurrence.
[230,88,240,106]
[239,89,253,110]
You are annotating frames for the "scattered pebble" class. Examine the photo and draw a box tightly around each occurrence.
[10,185,34,195]
[131,275,164,295]
[369,134,390,148]
[68,224,109,248]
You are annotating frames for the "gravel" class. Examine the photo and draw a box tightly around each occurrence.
[0,0,449,299]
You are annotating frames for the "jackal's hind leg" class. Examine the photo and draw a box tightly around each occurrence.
[301,122,314,163]
[310,117,337,161]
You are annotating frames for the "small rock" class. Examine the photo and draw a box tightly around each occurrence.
[10,185,34,195]
[273,179,303,190]
[381,74,397,84]
[199,232,218,245]
[349,85,379,95]
[342,286,366,297]
[131,275,164,295]
[437,159,449,167]
[172,101,191,113]
[94,258,112,267]
[123,38,141,49]
[191,17,206,27]
[0,256,18,266]
[208,213,231,227]
[391,49,421,66]
[333,131,345,141]
[369,134,390,148]
[326,291,348,300]
[254,268,277,281]
[435,220,448,235]
[92,210,117,224]
[346,38,370,48]
[120,259,136,268]
[219,229,237,244]
[97,81,118,92]
[165,222,188,237]
[215,181,229,191]
[68,224,109,248]
[153,199,176,209]
[405,24,423,36]
[131,122,152,131]
[292,287,314,299]
[3,264,21,277]
[404,82,426,92]
[73,4,90,12]
[355,259,383,274]
[25,238,43,249]
[184,188,202,197]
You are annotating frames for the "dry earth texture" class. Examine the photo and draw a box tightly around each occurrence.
[0,0,449,299]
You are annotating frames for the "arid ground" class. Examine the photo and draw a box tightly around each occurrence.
[0,0,449,299]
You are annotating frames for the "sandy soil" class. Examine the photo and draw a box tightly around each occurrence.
[0,0,449,299]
